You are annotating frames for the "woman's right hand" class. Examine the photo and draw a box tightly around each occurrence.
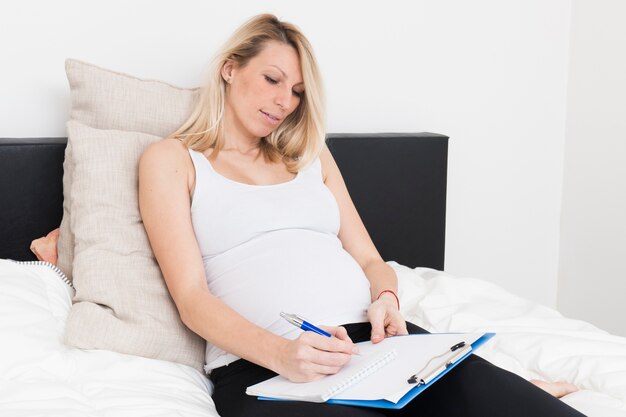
[275,326,359,382]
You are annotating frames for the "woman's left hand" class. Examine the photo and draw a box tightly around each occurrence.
[367,292,408,343]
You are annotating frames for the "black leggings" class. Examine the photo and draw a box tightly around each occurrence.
[210,322,586,417]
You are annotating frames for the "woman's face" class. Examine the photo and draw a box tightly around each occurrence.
[223,41,305,140]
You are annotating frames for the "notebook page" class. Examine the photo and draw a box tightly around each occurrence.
[332,333,484,403]
[246,348,398,403]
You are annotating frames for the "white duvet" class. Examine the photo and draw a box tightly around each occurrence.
[0,259,624,416]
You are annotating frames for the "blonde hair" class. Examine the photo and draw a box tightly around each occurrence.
[173,14,325,172]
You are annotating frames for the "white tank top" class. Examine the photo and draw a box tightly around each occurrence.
[187,149,371,372]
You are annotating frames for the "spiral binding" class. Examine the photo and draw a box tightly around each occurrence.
[11,260,73,288]
[322,349,398,401]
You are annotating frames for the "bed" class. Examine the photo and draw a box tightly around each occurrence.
[0,134,625,417]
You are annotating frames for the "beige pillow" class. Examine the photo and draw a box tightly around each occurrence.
[57,59,199,281]
[63,121,205,369]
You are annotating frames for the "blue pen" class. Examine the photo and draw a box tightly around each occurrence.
[280,312,332,337]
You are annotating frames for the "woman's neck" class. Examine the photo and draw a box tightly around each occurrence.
[222,107,262,156]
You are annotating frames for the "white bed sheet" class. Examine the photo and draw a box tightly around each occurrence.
[0,260,216,417]
[393,262,626,416]
[1,259,624,416]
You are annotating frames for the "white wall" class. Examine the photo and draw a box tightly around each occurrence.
[558,0,626,336]
[0,1,572,308]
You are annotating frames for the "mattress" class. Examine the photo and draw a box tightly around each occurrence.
[1,259,624,416]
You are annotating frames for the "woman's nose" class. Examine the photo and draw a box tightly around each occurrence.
[275,87,293,111]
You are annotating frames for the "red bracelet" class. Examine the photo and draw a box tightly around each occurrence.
[377,289,400,310]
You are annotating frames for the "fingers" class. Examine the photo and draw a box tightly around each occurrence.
[284,327,360,382]
[292,333,353,375]
[292,361,345,382]
[284,352,345,382]
[384,321,408,337]
[295,343,351,368]
[397,321,409,335]
[310,348,352,368]
[326,325,352,343]
[368,305,386,344]
[302,330,356,355]
[383,316,409,336]
[335,326,348,339]
[310,362,344,377]
[368,301,409,342]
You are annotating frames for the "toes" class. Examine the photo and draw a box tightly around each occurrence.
[530,379,578,398]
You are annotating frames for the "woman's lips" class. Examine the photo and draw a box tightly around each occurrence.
[260,110,281,126]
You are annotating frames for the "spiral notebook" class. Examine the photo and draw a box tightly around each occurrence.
[246,332,494,409]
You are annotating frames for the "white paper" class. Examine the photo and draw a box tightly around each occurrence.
[246,348,398,402]
[246,333,485,403]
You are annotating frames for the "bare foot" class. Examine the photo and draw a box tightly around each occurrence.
[530,379,578,398]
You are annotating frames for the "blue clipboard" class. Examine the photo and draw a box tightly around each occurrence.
[325,332,495,409]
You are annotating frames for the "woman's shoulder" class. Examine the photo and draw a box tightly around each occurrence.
[141,138,194,171]
[317,143,334,182]
[142,137,189,161]
[139,138,195,188]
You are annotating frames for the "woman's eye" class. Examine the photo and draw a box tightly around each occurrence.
[292,90,303,98]
[264,75,278,84]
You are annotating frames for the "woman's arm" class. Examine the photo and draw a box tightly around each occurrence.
[139,139,356,381]
[319,145,408,342]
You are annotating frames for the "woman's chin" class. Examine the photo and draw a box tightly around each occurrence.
[251,126,278,139]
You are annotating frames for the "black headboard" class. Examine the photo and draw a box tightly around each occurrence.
[0,133,448,270]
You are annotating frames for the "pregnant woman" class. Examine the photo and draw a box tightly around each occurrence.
[139,14,582,417]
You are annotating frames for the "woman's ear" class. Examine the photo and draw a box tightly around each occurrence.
[221,59,235,84]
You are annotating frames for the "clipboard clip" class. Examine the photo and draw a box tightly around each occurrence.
[407,341,471,385]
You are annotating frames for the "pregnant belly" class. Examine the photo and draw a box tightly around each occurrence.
[202,229,372,338]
